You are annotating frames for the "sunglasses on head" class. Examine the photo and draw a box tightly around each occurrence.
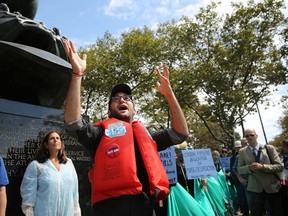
[245,134,255,138]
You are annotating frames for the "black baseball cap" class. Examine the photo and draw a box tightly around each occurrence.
[110,84,132,98]
[108,84,132,109]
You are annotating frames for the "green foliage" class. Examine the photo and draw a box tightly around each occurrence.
[270,110,288,147]
[75,0,287,148]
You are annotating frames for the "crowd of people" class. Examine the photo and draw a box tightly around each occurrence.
[155,132,288,216]
[1,129,286,216]
[170,130,288,216]
[0,39,287,216]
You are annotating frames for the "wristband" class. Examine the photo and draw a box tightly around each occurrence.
[72,72,85,77]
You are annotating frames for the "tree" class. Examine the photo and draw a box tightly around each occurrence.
[166,0,287,147]
[270,98,288,147]
[75,0,287,149]
[78,32,121,121]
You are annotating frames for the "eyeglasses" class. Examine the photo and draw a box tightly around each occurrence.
[111,95,132,102]
[245,134,255,138]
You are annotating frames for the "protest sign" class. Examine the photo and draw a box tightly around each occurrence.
[159,146,177,184]
[182,149,217,180]
[219,157,231,172]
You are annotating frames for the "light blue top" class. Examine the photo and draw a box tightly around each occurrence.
[20,159,80,216]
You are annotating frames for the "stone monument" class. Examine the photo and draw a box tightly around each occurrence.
[0,1,92,215]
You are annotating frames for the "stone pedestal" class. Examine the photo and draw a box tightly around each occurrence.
[0,98,93,215]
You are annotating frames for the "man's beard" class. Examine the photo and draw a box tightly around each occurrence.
[109,109,132,122]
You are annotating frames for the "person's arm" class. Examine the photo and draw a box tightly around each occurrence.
[260,145,283,173]
[63,40,87,124]
[200,178,208,191]
[237,150,252,175]
[156,65,189,137]
[0,186,6,216]
[235,172,247,185]
[67,159,81,216]
[232,155,247,185]
[20,161,38,216]
[0,157,8,216]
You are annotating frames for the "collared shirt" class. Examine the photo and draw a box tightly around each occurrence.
[249,143,260,151]
[249,144,263,162]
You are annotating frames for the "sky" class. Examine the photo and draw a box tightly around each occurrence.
[33,0,288,144]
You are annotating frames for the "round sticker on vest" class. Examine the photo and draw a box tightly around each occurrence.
[106,144,120,158]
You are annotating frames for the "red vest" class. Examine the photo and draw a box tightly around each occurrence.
[88,118,170,205]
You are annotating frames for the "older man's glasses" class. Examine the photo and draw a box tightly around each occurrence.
[245,134,255,138]
[111,95,132,102]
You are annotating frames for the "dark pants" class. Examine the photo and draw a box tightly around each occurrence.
[247,190,284,216]
[93,193,156,216]
[235,184,249,216]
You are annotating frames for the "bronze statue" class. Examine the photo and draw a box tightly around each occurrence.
[0,0,72,108]
[0,3,93,216]
[0,0,39,19]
